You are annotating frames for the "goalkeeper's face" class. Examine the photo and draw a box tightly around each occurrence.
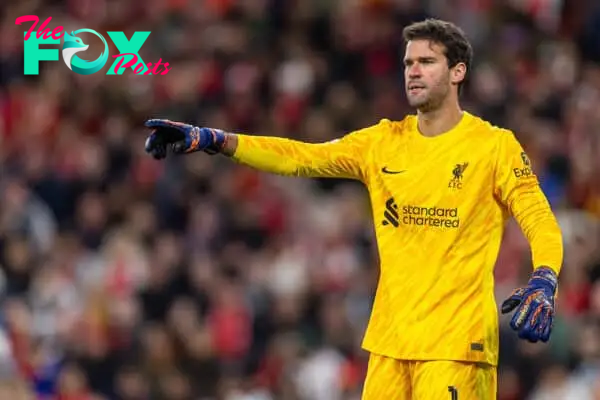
[403,40,454,112]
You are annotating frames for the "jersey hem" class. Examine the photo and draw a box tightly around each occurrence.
[361,345,498,367]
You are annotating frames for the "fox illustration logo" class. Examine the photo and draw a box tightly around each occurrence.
[62,29,108,75]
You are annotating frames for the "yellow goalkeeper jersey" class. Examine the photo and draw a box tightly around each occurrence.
[231,111,563,366]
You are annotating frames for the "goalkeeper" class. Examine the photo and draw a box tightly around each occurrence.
[144,19,562,400]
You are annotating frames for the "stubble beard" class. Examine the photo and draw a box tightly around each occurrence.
[407,80,450,113]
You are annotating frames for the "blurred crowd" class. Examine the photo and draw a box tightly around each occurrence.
[1,0,600,399]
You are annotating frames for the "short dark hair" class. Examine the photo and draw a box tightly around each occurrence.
[403,19,473,89]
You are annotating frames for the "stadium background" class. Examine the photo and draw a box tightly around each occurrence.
[1,0,600,399]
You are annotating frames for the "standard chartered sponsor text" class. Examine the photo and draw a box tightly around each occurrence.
[402,205,460,228]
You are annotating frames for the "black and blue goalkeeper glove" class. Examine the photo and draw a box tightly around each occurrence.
[501,267,558,343]
[144,119,227,159]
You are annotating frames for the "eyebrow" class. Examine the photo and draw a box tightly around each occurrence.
[403,56,437,64]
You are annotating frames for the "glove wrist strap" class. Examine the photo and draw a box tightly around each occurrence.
[203,128,227,155]
[531,266,558,294]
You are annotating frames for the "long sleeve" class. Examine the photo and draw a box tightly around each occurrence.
[493,130,563,274]
[230,123,380,182]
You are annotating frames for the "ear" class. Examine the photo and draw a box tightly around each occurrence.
[450,62,467,85]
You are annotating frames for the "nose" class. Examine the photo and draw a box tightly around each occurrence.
[407,63,422,79]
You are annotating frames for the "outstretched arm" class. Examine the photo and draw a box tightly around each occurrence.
[144,119,379,181]
[222,131,371,180]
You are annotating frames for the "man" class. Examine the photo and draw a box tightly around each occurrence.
[144,19,562,399]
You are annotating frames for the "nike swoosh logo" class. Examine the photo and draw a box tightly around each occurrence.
[381,167,406,174]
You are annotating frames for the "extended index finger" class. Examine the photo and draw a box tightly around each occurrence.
[144,119,174,128]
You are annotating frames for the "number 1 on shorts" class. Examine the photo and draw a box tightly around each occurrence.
[448,386,458,400]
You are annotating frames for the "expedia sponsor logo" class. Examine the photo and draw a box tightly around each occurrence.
[513,167,533,178]
[514,151,533,178]
[382,198,460,228]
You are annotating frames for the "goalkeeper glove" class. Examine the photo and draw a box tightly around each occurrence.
[501,267,558,343]
[144,119,227,159]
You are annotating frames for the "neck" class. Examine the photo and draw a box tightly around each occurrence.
[417,102,463,137]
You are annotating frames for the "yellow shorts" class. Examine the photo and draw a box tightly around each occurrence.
[362,353,497,400]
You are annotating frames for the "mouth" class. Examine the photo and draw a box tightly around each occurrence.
[407,83,426,95]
